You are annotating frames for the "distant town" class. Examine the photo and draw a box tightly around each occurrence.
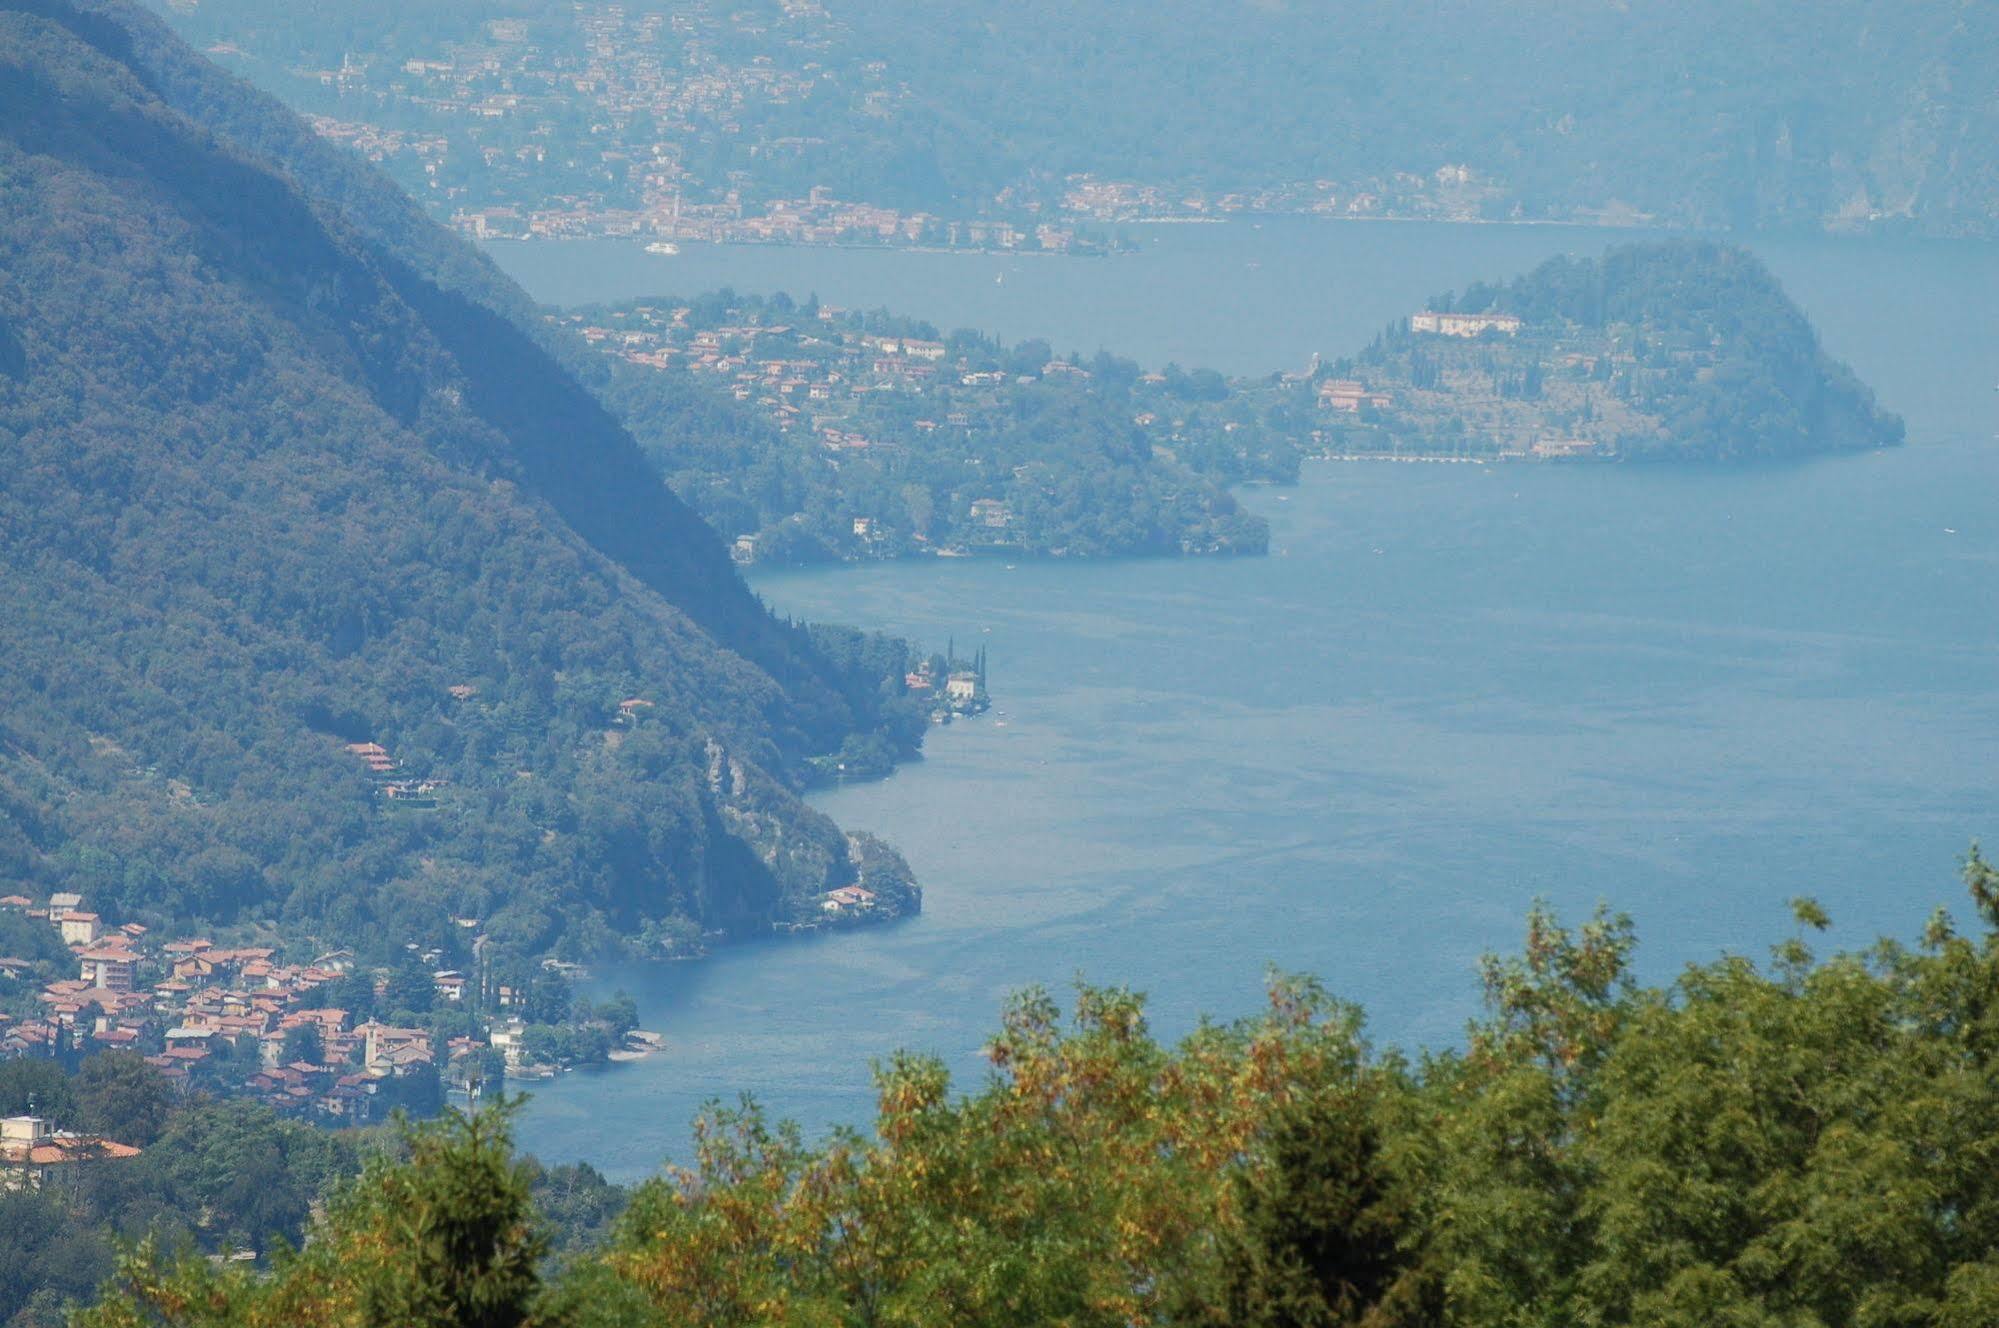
[209,6,1151,253]
[448,179,1128,254]
[191,2,1570,253]
[573,244,1887,576]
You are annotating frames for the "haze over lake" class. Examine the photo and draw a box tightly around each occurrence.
[500,222,1998,1180]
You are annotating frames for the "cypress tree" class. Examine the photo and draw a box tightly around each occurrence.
[1221,1089,1405,1328]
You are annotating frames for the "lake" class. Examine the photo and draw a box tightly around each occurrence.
[500,221,1998,1181]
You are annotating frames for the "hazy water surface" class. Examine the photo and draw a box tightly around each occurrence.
[508,224,1998,1179]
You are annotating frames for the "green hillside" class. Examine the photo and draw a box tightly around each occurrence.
[561,294,1276,565]
[1309,242,1906,461]
[0,0,922,963]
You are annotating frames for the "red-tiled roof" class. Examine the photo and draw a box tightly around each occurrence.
[0,1138,142,1165]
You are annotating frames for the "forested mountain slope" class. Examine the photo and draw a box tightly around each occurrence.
[0,0,922,961]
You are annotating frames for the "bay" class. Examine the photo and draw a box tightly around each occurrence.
[503,222,1999,1181]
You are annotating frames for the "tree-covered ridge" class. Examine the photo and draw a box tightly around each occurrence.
[0,0,926,966]
[562,291,1282,565]
[1300,241,1905,461]
[74,850,1999,1327]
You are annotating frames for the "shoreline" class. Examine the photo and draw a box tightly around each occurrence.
[510,1029,666,1080]
[476,210,1986,259]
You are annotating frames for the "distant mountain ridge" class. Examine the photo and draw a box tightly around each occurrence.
[0,0,922,961]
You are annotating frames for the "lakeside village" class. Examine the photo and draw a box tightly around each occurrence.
[579,296,1606,480]
[0,887,665,1131]
[264,9,1563,253]
[275,25,1123,254]
[0,658,977,1140]
[450,183,1128,256]
[567,295,1613,561]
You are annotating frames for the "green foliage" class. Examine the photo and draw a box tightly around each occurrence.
[74,1052,176,1147]
[59,851,1999,1327]
[0,0,928,962]
[280,1023,325,1066]
[0,912,73,997]
[582,991,638,1039]
[0,1191,112,1328]
[364,1105,548,1328]
[521,972,571,1026]
[524,1159,628,1258]
[0,1058,360,1323]
[136,1098,360,1257]
[604,977,1377,1326]
[82,1102,552,1328]
[300,972,377,1020]
[386,955,440,1017]
[0,1057,77,1124]
[1220,1088,1412,1328]
[1337,242,1903,461]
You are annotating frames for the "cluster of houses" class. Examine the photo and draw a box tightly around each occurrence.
[304,3,1090,255]
[451,188,1092,252]
[0,893,536,1121]
[576,303,1124,450]
[820,885,878,915]
[900,658,985,715]
[344,740,443,805]
[566,299,1251,562]
[1059,166,1503,225]
[576,307,964,453]
[651,185,1084,252]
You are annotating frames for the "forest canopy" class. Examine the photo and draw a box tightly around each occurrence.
[1327,241,1906,461]
[72,849,1999,1328]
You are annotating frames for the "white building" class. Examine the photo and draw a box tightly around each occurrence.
[1409,310,1521,338]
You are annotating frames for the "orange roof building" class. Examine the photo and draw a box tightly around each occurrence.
[1,1115,140,1190]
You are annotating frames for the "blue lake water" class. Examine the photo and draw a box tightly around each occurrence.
[500,222,1999,1180]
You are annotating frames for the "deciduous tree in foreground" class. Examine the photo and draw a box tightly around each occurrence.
[83,849,1999,1328]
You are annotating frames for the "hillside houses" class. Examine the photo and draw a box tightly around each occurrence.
[0,885,664,1125]
[566,290,1286,564]
[0,893,447,1122]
